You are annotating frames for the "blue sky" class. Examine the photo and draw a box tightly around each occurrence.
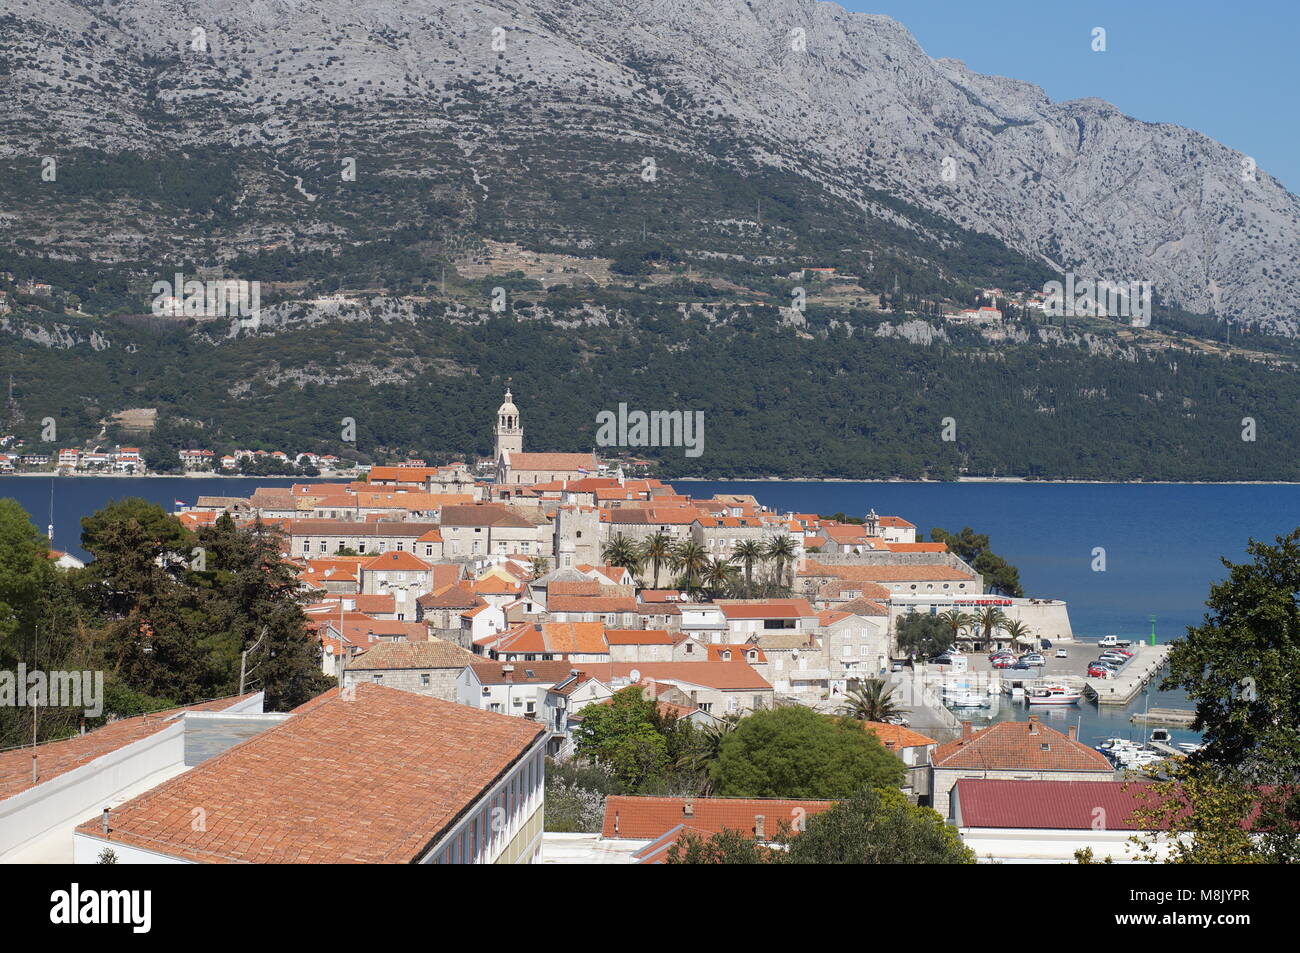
[853,0,1298,192]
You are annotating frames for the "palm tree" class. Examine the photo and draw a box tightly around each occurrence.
[701,557,739,597]
[764,534,800,590]
[601,533,642,575]
[975,606,1007,650]
[937,609,975,646]
[677,712,742,795]
[641,531,674,589]
[838,678,904,722]
[732,539,765,593]
[671,540,710,588]
[1001,619,1032,651]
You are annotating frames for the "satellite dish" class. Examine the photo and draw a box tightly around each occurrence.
[629,668,641,683]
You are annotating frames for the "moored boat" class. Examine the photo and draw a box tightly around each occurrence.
[1026,684,1081,706]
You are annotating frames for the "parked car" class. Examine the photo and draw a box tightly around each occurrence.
[1087,664,1113,678]
[1099,635,1132,648]
[1055,648,1069,658]
[992,657,1015,669]
[1098,652,1129,665]
[1040,639,1053,649]
[930,655,955,666]
[1019,653,1046,666]
[891,661,906,672]
[1010,661,1033,671]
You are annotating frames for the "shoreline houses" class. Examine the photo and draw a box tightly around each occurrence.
[18,385,1084,864]
[177,388,1076,716]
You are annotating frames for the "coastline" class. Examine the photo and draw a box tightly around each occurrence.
[4,472,1300,486]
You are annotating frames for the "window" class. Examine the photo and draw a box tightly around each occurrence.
[425,544,434,556]
[358,542,367,553]
[421,673,430,687]
[372,674,383,683]
[318,541,327,552]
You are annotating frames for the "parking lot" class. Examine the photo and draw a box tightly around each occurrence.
[932,641,1142,683]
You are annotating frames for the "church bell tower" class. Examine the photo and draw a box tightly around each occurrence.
[494,386,523,459]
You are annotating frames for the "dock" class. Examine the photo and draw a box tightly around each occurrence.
[1130,707,1198,727]
[1079,643,1172,706]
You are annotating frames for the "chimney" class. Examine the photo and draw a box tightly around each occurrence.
[754,814,766,840]
[101,808,110,835]
[1028,716,1039,735]
[613,809,619,835]
[683,799,694,817]
[961,721,973,740]
[1068,725,1078,741]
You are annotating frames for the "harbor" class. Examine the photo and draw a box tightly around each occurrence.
[895,635,1201,752]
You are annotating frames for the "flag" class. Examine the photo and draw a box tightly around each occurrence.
[174,500,185,507]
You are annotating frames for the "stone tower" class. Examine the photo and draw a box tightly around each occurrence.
[494,387,523,460]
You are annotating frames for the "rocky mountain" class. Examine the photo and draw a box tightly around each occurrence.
[1,0,1297,331]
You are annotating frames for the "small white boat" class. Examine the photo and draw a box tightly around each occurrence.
[1176,742,1204,753]
[1026,685,1081,706]
[946,692,992,709]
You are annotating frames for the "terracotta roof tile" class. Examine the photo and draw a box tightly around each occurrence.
[603,796,836,840]
[75,685,544,863]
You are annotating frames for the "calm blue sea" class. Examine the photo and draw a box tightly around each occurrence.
[6,476,1297,746]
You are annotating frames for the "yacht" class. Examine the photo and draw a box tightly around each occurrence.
[1026,685,1081,706]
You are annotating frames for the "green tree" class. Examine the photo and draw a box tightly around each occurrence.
[838,679,904,722]
[732,539,765,592]
[937,608,974,645]
[763,535,799,590]
[573,685,686,790]
[195,515,332,710]
[782,786,976,864]
[1163,529,1300,772]
[641,532,674,588]
[930,527,1023,596]
[671,540,709,588]
[895,612,951,659]
[665,828,770,864]
[711,706,904,798]
[0,498,54,664]
[600,533,642,576]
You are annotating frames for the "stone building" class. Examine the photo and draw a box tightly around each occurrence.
[344,638,478,702]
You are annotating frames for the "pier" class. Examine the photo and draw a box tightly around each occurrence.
[1130,707,1198,727]
[1080,643,1172,706]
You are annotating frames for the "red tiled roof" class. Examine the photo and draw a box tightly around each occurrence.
[579,661,772,692]
[493,621,609,655]
[954,779,1149,830]
[604,629,675,645]
[0,694,258,802]
[349,638,477,670]
[862,721,937,750]
[603,796,836,840]
[933,719,1114,772]
[362,550,432,572]
[75,685,544,863]
[718,599,816,619]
